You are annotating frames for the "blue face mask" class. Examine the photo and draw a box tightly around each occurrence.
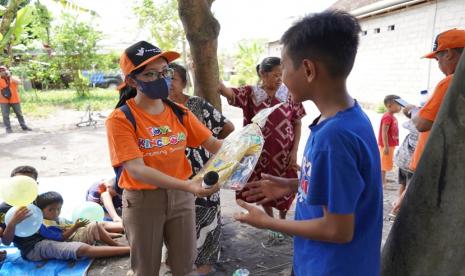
[135,77,171,99]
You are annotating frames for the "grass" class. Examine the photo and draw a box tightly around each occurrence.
[20,88,119,117]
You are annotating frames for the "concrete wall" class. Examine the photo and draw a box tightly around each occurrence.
[350,0,465,105]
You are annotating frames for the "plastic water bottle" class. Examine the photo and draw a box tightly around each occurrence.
[419,90,428,107]
[232,268,250,276]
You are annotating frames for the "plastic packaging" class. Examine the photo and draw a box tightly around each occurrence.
[194,103,283,190]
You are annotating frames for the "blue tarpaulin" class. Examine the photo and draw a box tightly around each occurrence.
[0,245,93,276]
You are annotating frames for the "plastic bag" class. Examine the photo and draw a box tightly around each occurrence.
[194,103,283,190]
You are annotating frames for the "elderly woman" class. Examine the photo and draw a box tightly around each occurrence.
[168,63,234,275]
[218,57,306,240]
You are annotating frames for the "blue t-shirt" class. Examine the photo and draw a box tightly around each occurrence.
[294,102,383,276]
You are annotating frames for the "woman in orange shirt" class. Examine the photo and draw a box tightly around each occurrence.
[105,41,222,276]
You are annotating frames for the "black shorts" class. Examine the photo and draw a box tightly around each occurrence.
[398,168,413,186]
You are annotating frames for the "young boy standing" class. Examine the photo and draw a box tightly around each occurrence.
[235,11,383,276]
[378,95,401,187]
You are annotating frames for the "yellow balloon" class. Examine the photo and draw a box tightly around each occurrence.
[2,176,38,206]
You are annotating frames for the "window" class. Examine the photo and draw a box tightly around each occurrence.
[374,28,381,34]
[362,30,368,36]
[388,25,395,31]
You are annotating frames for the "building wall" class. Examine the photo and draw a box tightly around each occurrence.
[350,0,465,104]
[267,41,282,58]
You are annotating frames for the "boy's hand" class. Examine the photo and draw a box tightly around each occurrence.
[234,200,271,229]
[74,218,90,228]
[188,179,220,198]
[10,207,31,225]
[242,174,293,204]
[383,147,389,155]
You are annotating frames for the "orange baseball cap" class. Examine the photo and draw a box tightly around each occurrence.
[120,41,180,76]
[423,29,465,59]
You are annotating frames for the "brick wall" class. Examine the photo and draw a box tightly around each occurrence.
[351,0,465,105]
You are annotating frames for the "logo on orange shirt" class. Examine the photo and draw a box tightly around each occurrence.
[138,125,186,149]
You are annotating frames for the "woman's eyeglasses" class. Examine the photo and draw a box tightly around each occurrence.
[139,68,174,80]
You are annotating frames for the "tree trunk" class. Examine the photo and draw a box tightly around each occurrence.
[0,0,25,35]
[381,52,465,274]
[177,0,221,110]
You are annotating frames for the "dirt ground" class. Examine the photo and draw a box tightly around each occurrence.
[0,102,401,275]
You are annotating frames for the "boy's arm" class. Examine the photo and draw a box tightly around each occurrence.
[235,201,354,243]
[381,123,390,154]
[101,191,122,222]
[242,174,299,204]
[2,207,30,245]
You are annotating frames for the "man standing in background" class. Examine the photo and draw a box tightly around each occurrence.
[0,65,32,134]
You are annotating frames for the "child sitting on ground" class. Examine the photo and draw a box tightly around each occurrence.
[36,191,123,246]
[378,95,402,187]
[86,178,122,223]
[0,165,40,264]
[0,206,129,261]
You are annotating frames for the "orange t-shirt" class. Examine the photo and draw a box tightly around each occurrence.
[105,98,212,190]
[0,78,20,104]
[410,74,453,171]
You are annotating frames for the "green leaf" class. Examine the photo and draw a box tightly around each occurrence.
[12,5,33,44]
[0,27,13,49]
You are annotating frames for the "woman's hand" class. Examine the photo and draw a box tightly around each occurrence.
[217,81,234,101]
[187,179,220,198]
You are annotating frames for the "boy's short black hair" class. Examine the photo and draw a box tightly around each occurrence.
[280,10,361,78]
[10,165,38,180]
[35,191,63,210]
[384,94,400,106]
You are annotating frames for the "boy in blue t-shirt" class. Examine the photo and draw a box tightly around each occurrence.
[234,10,383,276]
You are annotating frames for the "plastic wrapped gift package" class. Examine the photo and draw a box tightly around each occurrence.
[194,103,283,190]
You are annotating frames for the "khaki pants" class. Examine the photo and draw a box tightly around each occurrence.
[122,188,196,276]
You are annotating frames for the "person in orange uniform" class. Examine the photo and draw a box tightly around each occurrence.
[0,66,32,133]
[105,41,222,276]
[405,29,465,171]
